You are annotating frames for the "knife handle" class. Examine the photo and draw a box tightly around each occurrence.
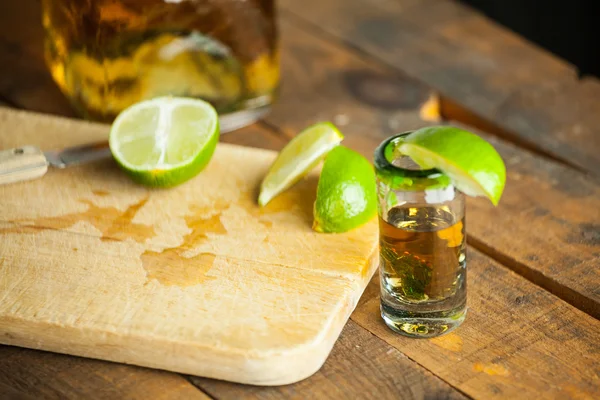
[0,146,48,185]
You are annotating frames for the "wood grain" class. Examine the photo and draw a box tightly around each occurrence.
[0,112,466,400]
[0,107,379,386]
[279,0,600,175]
[0,4,466,393]
[0,110,286,399]
[0,0,598,398]
[266,12,433,158]
[265,12,600,318]
[0,111,282,399]
[191,321,467,400]
[436,96,584,171]
[466,133,600,318]
[270,24,600,399]
[351,248,600,399]
[0,346,211,400]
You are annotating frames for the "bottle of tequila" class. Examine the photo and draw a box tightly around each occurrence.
[41,0,279,131]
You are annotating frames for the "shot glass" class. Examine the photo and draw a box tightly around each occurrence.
[374,133,467,338]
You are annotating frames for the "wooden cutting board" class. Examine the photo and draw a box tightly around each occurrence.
[0,107,378,385]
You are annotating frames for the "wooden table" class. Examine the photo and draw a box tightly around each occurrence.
[1,0,599,398]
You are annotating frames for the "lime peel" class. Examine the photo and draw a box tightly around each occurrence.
[313,146,377,233]
[398,126,506,206]
[109,96,219,188]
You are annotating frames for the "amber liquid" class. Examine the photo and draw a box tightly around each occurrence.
[41,0,279,121]
[379,205,466,337]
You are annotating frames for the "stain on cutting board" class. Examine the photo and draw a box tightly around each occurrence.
[1,171,369,289]
[0,111,380,384]
[142,207,228,287]
[0,197,154,243]
[142,251,217,287]
[139,179,315,287]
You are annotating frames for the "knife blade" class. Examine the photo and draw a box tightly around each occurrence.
[0,142,112,185]
[44,141,112,168]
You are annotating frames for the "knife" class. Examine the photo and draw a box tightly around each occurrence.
[0,142,112,185]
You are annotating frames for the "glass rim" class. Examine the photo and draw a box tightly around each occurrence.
[374,131,442,179]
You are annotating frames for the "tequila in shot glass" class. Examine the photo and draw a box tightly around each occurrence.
[374,133,467,338]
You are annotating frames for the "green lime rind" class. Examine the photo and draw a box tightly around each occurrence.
[313,146,377,233]
[112,123,219,188]
[109,97,220,188]
[398,126,506,205]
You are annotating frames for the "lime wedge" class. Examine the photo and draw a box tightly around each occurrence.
[109,96,219,188]
[258,122,344,206]
[313,146,377,233]
[397,126,506,205]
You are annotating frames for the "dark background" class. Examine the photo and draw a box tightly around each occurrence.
[460,0,598,77]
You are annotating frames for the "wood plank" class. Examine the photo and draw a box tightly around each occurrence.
[0,117,467,400]
[0,1,597,398]
[0,102,466,399]
[4,107,378,387]
[351,248,600,399]
[0,114,284,398]
[466,132,600,318]
[0,382,36,400]
[279,0,600,175]
[190,321,467,400]
[435,96,583,170]
[0,145,378,386]
[0,346,210,400]
[267,11,433,158]
[267,12,600,318]
[3,0,598,324]
[0,4,461,394]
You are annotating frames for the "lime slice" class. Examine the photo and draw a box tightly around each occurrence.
[109,96,219,188]
[313,146,377,233]
[397,126,506,205]
[258,122,344,206]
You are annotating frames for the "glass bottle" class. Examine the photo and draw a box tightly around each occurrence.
[41,0,279,132]
[374,132,467,338]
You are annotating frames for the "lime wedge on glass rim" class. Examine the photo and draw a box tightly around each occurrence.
[109,96,219,188]
[394,126,506,205]
[258,122,344,206]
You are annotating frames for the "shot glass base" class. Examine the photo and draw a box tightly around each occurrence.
[381,302,467,338]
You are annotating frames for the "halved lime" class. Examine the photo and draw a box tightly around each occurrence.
[109,96,219,188]
[396,126,506,205]
[258,122,344,206]
[313,146,377,233]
